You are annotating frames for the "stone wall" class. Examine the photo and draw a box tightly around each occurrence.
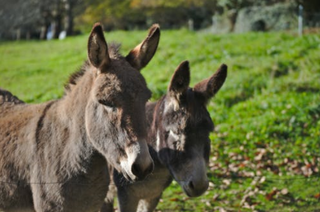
[209,3,297,34]
[234,3,297,33]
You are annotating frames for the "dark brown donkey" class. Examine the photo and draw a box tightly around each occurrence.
[101,61,227,212]
[0,23,160,212]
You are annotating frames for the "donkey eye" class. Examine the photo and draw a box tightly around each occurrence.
[104,105,117,113]
[99,100,117,112]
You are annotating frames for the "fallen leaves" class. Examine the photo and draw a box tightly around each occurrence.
[265,188,278,201]
[208,139,320,210]
[314,193,320,199]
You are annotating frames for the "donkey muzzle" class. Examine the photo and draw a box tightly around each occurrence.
[183,176,209,197]
[124,139,154,181]
[176,157,209,197]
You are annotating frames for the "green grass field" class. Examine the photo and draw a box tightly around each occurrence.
[1,29,320,211]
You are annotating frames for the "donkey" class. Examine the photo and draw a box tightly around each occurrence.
[101,61,227,212]
[0,23,160,212]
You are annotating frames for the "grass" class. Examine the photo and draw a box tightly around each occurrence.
[1,29,320,211]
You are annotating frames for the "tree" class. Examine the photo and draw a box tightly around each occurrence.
[64,0,85,35]
[0,0,43,39]
[0,0,85,40]
[129,0,217,29]
[77,0,146,31]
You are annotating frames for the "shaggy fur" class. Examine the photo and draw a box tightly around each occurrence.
[101,62,228,212]
[0,23,160,212]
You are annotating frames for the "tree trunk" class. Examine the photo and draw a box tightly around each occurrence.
[66,0,74,36]
[16,28,21,40]
[53,14,62,39]
[53,0,62,39]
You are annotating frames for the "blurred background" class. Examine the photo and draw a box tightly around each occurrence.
[0,0,320,40]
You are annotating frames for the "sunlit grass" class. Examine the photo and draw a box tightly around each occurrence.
[1,30,320,211]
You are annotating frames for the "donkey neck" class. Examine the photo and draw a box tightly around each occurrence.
[60,68,94,118]
[40,69,98,176]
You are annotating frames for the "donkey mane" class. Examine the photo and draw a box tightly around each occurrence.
[64,43,122,93]
[0,88,24,105]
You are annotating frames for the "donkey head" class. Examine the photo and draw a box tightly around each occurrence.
[154,61,227,197]
[85,23,160,181]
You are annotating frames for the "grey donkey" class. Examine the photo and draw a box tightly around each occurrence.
[0,23,161,212]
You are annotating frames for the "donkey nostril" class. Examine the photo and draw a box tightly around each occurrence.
[131,162,153,180]
[131,163,141,177]
[146,162,154,175]
[188,180,194,190]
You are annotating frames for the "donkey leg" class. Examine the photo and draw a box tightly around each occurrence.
[100,183,116,212]
[117,186,140,212]
[31,184,63,212]
[136,195,162,212]
[31,184,46,212]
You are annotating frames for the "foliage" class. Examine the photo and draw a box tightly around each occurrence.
[2,0,320,40]
[0,0,85,39]
[130,0,206,8]
[0,30,320,211]
[76,0,217,31]
[76,0,320,32]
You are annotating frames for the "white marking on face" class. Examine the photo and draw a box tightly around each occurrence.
[119,143,141,181]
[156,130,160,152]
[120,156,136,180]
[103,105,113,113]
[120,159,134,180]
[169,130,179,141]
[164,99,179,114]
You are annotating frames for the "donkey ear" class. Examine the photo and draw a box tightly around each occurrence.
[194,64,227,103]
[168,60,190,97]
[88,23,110,69]
[126,24,160,71]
